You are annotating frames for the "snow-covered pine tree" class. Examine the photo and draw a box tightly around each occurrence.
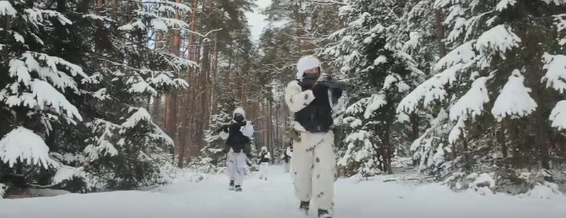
[0,0,89,191]
[391,0,439,158]
[397,0,566,193]
[75,1,194,191]
[325,0,423,176]
[0,0,193,194]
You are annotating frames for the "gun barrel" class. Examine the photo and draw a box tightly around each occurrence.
[320,81,349,90]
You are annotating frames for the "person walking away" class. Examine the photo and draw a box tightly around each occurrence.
[219,107,254,192]
[257,146,271,180]
[282,145,292,173]
[284,55,344,218]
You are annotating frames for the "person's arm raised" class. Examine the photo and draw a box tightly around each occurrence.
[284,80,316,112]
[218,125,229,140]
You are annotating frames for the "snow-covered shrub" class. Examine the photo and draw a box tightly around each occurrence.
[154,153,181,184]
[442,168,565,197]
[187,157,224,174]
[523,181,563,199]
[443,172,495,195]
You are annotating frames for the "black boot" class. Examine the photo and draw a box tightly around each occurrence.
[234,185,242,192]
[299,201,309,214]
[318,209,331,218]
[229,180,234,190]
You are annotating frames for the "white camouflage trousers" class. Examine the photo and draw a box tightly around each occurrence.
[291,130,336,210]
[258,162,269,180]
[226,148,247,186]
[283,161,290,173]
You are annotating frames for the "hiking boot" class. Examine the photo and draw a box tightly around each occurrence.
[318,209,331,218]
[299,201,309,214]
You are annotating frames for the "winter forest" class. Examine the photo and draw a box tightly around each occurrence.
[3,0,566,207]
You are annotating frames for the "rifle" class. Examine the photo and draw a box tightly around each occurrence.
[302,78,350,91]
[317,80,350,91]
[215,121,246,133]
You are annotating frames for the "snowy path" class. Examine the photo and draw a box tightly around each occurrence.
[1,165,566,218]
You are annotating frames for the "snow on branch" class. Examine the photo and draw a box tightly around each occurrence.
[306,0,346,5]
[0,183,5,198]
[448,116,466,144]
[475,25,521,56]
[495,0,517,11]
[549,100,566,130]
[4,79,83,121]
[119,1,192,32]
[145,70,189,90]
[491,69,537,121]
[157,1,193,14]
[8,52,87,93]
[434,41,476,71]
[84,119,120,161]
[149,124,174,147]
[0,127,59,169]
[24,8,73,26]
[121,107,152,131]
[52,166,85,185]
[345,98,367,115]
[411,109,449,151]
[26,51,88,79]
[85,107,166,161]
[540,0,566,5]
[127,74,158,96]
[433,0,456,8]
[553,14,566,45]
[541,53,566,93]
[449,75,491,121]
[397,64,459,114]
[0,1,16,16]
[363,93,387,119]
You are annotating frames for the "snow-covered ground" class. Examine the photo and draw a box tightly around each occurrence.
[1,165,565,218]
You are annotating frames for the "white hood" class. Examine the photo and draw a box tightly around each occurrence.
[296,56,321,79]
[233,107,246,118]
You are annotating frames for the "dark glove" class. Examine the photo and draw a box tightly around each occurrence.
[330,88,343,102]
[217,125,228,133]
[238,121,247,127]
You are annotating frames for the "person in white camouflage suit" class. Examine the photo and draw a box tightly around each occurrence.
[284,55,344,218]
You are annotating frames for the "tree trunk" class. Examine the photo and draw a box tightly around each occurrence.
[434,9,447,57]
[167,0,182,167]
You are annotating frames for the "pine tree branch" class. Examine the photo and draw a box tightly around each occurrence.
[305,0,346,5]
